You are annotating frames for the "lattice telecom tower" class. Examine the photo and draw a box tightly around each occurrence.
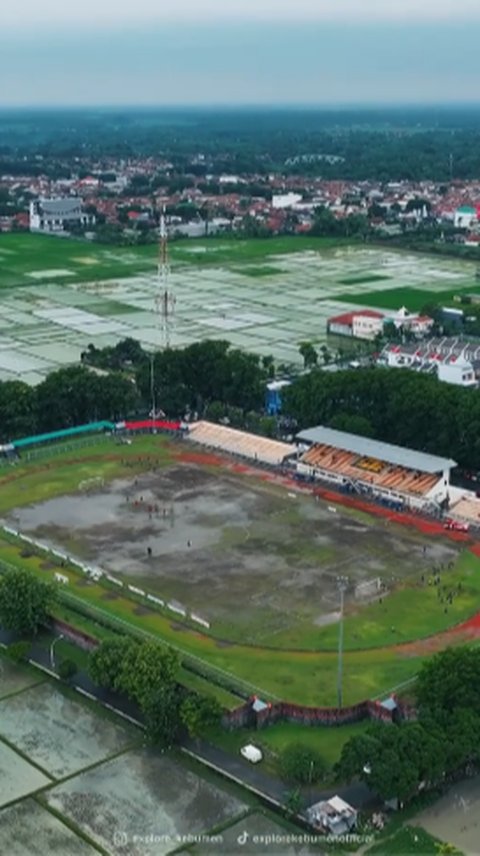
[150,206,176,419]
[156,205,176,350]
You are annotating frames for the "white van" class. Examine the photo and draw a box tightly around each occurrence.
[240,744,263,764]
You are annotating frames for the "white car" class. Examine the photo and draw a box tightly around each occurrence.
[240,744,263,764]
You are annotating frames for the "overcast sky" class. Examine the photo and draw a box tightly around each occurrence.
[1,1,479,106]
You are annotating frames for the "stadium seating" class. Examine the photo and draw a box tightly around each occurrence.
[187,421,294,466]
[302,443,439,497]
[450,496,480,524]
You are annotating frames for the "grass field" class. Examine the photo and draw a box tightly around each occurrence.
[2,435,480,707]
[336,283,480,312]
[0,233,347,289]
[207,720,368,777]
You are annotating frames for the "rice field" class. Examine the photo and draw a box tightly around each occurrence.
[0,233,477,384]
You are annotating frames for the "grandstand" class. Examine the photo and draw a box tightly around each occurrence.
[296,426,456,510]
[186,420,294,467]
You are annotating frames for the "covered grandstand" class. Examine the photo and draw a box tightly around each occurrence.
[186,420,294,467]
[296,426,456,510]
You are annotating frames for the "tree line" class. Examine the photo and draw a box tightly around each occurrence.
[336,647,480,805]
[5,108,480,181]
[0,338,273,444]
[283,367,480,471]
[5,339,480,476]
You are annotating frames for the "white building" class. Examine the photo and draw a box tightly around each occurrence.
[307,795,357,837]
[454,206,478,229]
[272,193,303,210]
[438,357,477,387]
[352,313,384,340]
[328,310,384,340]
[29,197,95,234]
[393,306,434,336]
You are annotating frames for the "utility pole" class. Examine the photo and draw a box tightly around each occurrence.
[50,634,64,671]
[336,576,348,708]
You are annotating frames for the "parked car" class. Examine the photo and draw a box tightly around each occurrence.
[240,744,263,764]
[443,519,469,532]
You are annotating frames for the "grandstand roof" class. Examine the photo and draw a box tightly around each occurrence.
[296,426,456,474]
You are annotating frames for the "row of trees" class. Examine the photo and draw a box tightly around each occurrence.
[283,366,480,470]
[7,337,480,472]
[88,637,221,746]
[0,367,137,442]
[336,647,480,804]
[0,338,274,444]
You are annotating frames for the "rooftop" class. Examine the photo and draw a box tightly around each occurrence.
[329,309,384,325]
[297,426,456,474]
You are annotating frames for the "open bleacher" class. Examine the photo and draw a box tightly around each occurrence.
[186,421,294,467]
[450,495,480,525]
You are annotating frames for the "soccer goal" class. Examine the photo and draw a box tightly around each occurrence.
[354,577,383,600]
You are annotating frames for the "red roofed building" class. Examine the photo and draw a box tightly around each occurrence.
[328,309,385,340]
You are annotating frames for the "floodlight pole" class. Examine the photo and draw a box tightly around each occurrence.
[150,351,156,421]
[336,576,348,709]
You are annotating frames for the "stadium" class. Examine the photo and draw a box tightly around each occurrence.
[1,418,480,709]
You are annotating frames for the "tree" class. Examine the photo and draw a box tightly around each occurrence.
[0,568,56,635]
[336,723,443,804]
[299,341,318,369]
[279,743,327,785]
[6,641,30,662]
[320,345,332,365]
[143,682,183,747]
[330,413,374,438]
[89,637,139,690]
[0,381,37,442]
[36,366,98,430]
[416,647,480,719]
[204,400,226,423]
[179,694,222,739]
[118,641,179,710]
[383,320,400,342]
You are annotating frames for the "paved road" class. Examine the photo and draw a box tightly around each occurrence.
[0,629,373,812]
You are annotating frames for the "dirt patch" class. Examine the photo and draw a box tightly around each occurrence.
[40,561,56,571]
[174,450,225,468]
[101,590,119,601]
[214,639,235,648]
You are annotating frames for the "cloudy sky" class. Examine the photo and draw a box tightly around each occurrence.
[1,0,479,106]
